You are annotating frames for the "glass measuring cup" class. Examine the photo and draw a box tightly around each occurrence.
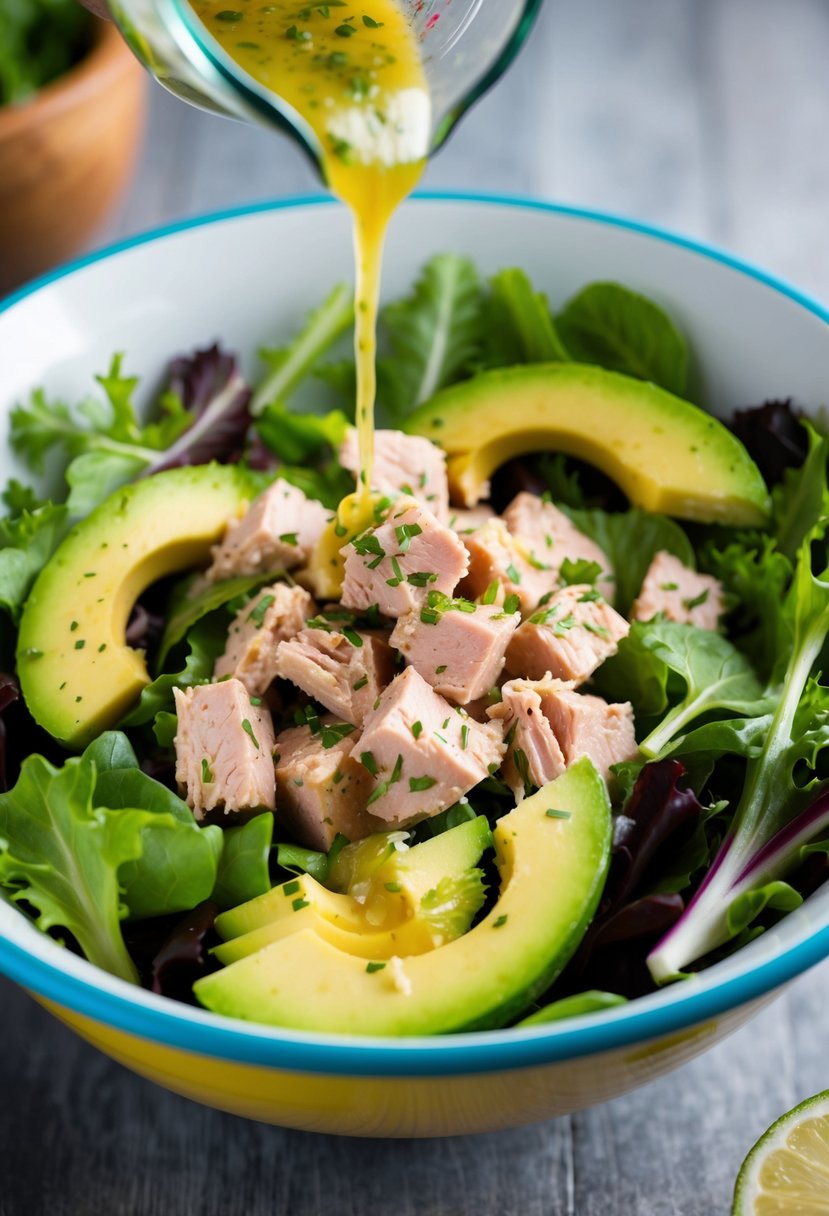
[111,0,545,174]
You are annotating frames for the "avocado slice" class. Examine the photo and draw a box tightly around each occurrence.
[194,758,611,1034]
[212,816,492,964]
[404,363,770,526]
[16,465,252,749]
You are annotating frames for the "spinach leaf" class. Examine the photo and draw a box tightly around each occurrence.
[563,506,695,615]
[482,268,570,366]
[213,813,274,908]
[556,282,689,396]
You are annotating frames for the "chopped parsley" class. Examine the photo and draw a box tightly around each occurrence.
[502,593,521,615]
[353,674,369,691]
[292,898,310,911]
[436,665,447,674]
[284,880,300,896]
[411,720,423,739]
[320,721,356,749]
[279,532,299,547]
[241,719,260,749]
[493,915,508,929]
[545,808,572,819]
[482,579,500,605]
[395,521,423,552]
[660,581,680,591]
[505,563,521,584]
[409,775,437,792]
[248,594,275,627]
[360,751,379,775]
[366,961,386,973]
[201,758,213,783]
[406,571,437,587]
[342,626,363,647]
[460,724,469,750]
[683,588,710,610]
[384,882,402,893]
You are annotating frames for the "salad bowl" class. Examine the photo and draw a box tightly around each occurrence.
[1,193,829,1138]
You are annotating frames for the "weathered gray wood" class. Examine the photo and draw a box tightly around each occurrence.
[6,0,829,1212]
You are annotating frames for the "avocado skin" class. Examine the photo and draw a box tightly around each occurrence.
[16,464,252,749]
[404,363,770,527]
[194,758,612,1036]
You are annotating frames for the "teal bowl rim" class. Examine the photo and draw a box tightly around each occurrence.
[1,190,829,1078]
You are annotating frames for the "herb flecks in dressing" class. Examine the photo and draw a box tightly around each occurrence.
[191,0,429,497]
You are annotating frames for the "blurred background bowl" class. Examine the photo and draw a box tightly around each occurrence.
[0,20,145,296]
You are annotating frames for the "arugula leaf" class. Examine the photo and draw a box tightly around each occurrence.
[251,284,354,415]
[255,403,350,465]
[648,527,829,980]
[120,616,227,728]
[482,268,570,366]
[517,990,626,1027]
[377,254,485,419]
[596,621,769,758]
[0,501,69,623]
[213,813,274,908]
[0,752,146,983]
[563,506,695,615]
[157,572,276,672]
[555,281,689,396]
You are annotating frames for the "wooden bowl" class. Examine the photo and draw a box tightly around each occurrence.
[0,21,146,295]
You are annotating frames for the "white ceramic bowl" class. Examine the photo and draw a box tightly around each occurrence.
[1,194,828,1138]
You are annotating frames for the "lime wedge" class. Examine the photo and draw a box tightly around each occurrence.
[733,1091,829,1214]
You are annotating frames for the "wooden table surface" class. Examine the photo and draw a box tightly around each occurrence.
[4,1,829,1212]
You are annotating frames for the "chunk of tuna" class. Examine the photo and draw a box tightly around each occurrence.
[340,501,468,618]
[205,478,328,582]
[489,678,637,797]
[275,625,395,727]
[173,679,275,822]
[506,583,629,685]
[449,504,496,535]
[631,550,724,631]
[355,666,504,825]
[274,720,379,850]
[390,600,520,704]
[213,583,315,695]
[487,679,566,799]
[503,492,614,597]
[459,518,557,613]
[340,428,450,522]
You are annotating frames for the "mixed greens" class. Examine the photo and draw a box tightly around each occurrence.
[1,255,828,1027]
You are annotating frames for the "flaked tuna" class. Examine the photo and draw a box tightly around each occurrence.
[274,719,378,850]
[490,677,637,798]
[173,678,276,821]
[340,428,450,521]
[206,478,328,581]
[340,501,468,618]
[459,518,556,613]
[275,624,394,727]
[449,504,496,535]
[390,597,520,704]
[355,666,504,825]
[503,492,614,596]
[631,550,724,631]
[214,583,315,695]
[506,583,629,685]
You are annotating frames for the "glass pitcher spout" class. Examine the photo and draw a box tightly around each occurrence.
[112,0,545,178]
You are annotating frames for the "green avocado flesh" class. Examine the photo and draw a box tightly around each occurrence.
[194,758,612,1035]
[211,815,493,966]
[16,465,252,749]
[404,363,770,527]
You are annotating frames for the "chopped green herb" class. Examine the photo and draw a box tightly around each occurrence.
[389,754,404,785]
[411,720,423,740]
[74,640,85,650]
[395,522,423,552]
[545,808,572,819]
[436,665,447,674]
[660,581,680,591]
[284,880,301,896]
[482,579,500,605]
[342,626,363,647]
[320,722,356,749]
[363,13,383,26]
[247,593,275,627]
[279,532,299,547]
[683,588,710,610]
[406,570,437,587]
[70,620,78,632]
[409,775,437,792]
[386,556,404,588]
[335,22,356,36]
[506,563,521,584]
[493,915,508,929]
[502,593,521,615]
[332,770,344,785]
[241,719,260,749]
[292,898,310,911]
[353,674,369,691]
[460,724,469,750]
[360,751,379,776]
[366,961,386,973]
[384,882,402,893]
[201,758,213,783]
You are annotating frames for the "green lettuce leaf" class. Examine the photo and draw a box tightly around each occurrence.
[157,572,276,672]
[213,813,274,908]
[596,620,768,757]
[120,616,227,728]
[772,420,829,559]
[254,403,350,465]
[0,500,70,623]
[377,254,485,419]
[516,990,627,1027]
[555,281,689,396]
[0,751,147,983]
[250,284,354,415]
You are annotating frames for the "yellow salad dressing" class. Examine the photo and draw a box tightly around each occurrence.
[191,0,429,513]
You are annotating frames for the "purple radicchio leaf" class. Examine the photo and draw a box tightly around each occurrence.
[125,602,166,651]
[730,399,808,487]
[151,900,220,1001]
[145,344,253,475]
[0,674,20,792]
